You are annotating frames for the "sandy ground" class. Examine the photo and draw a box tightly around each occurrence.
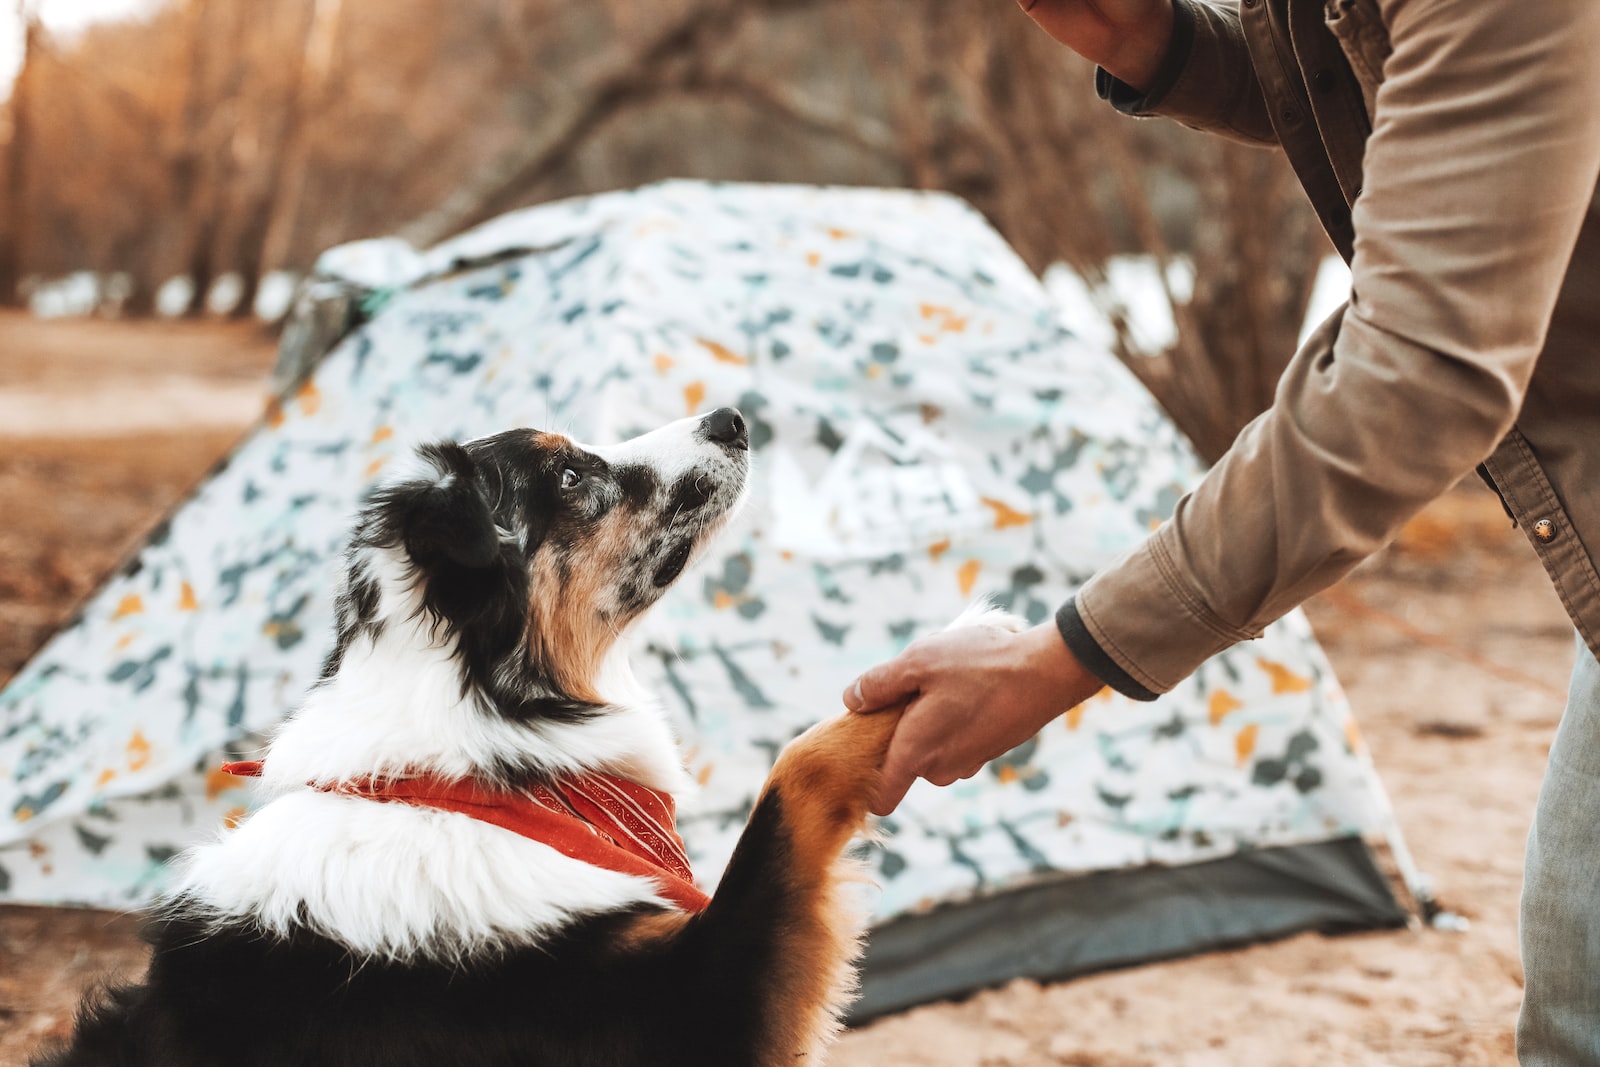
[0,311,1572,1065]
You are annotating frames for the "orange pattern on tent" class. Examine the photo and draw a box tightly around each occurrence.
[957,559,981,596]
[127,731,152,772]
[980,497,1032,530]
[1234,724,1259,767]
[1258,658,1312,694]
[1209,689,1244,726]
[697,339,747,365]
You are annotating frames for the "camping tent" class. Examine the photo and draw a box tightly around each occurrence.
[0,181,1418,1018]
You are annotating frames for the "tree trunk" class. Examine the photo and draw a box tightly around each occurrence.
[180,0,255,317]
[254,0,342,285]
[184,216,218,316]
[230,205,271,320]
[173,0,211,317]
[0,5,39,308]
[227,0,318,319]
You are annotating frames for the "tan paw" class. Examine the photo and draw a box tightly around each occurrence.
[764,706,906,856]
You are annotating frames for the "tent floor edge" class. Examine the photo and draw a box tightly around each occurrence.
[849,835,1408,1024]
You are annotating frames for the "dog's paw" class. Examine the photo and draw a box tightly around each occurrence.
[765,707,904,851]
[945,599,1028,635]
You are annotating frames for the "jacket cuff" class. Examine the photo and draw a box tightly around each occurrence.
[1055,598,1159,702]
[1096,0,1277,145]
[1094,0,1196,116]
[1071,527,1254,697]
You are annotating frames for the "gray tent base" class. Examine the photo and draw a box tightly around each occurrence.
[853,836,1406,1022]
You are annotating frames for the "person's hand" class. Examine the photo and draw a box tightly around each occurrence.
[1017,0,1177,92]
[842,620,1106,815]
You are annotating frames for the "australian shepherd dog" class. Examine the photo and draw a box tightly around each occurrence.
[37,407,913,1067]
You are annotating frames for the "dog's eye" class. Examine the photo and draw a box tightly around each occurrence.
[560,468,582,490]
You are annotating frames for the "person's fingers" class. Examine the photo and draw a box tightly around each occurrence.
[871,746,919,816]
[843,650,923,713]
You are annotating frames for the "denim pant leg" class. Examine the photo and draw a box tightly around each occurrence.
[1519,633,1600,1066]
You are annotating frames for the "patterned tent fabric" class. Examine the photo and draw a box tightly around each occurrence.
[0,182,1405,925]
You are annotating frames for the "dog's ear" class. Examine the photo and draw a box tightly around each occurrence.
[394,442,502,571]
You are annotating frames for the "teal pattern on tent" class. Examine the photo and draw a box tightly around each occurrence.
[0,182,1399,925]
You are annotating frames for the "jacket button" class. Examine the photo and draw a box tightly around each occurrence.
[1534,519,1557,543]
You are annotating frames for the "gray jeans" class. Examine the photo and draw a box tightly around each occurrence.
[1520,633,1600,1065]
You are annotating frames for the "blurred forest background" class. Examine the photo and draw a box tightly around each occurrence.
[0,0,1335,459]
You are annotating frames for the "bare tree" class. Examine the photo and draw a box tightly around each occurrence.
[17,0,1324,456]
[231,0,341,319]
[402,0,757,247]
[255,0,341,285]
[0,0,39,307]
[168,0,214,315]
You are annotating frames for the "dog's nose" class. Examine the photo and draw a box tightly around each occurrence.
[703,407,748,450]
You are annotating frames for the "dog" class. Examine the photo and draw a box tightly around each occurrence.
[37,407,911,1067]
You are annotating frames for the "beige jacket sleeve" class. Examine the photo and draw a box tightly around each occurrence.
[1069,0,1600,697]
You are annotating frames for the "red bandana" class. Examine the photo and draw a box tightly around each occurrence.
[221,761,710,913]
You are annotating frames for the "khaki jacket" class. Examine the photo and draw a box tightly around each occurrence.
[1058,0,1600,699]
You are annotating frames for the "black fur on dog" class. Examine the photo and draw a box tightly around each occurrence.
[36,408,906,1067]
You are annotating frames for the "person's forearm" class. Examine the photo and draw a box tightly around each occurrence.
[1074,0,1600,697]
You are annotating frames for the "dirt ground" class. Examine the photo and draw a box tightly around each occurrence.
[0,311,1573,1065]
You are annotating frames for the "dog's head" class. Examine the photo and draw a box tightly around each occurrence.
[329,408,750,718]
